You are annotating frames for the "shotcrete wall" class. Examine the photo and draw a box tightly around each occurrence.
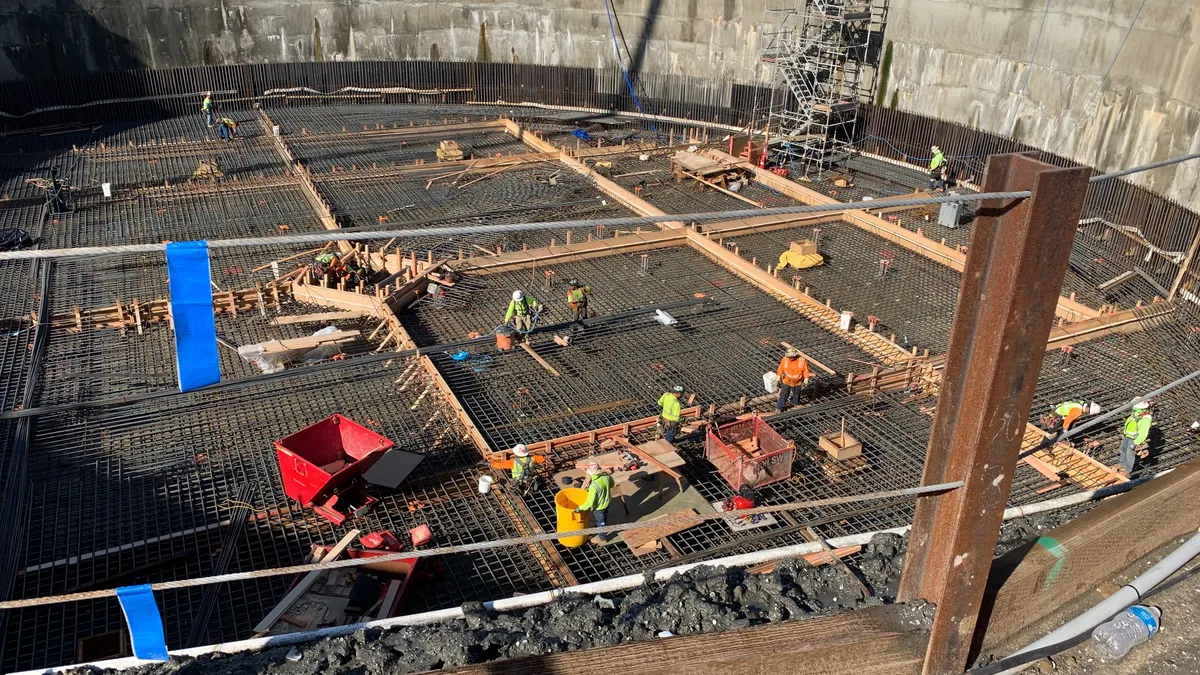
[1,0,1198,208]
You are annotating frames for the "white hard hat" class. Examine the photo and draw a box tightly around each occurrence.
[672,384,685,393]
[1089,402,1101,415]
[586,462,601,476]
[512,290,524,301]
[786,348,800,358]
[931,145,940,152]
[513,444,529,457]
[1131,397,1150,411]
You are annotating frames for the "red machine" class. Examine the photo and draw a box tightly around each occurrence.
[706,416,795,491]
[275,414,394,524]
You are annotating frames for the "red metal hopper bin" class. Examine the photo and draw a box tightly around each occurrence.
[705,416,795,491]
[275,414,394,524]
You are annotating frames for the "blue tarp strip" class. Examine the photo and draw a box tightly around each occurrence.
[165,241,220,392]
[115,585,169,661]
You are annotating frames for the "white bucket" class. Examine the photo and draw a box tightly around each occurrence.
[478,475,494,494]
[839,311,854,331]
[101,182,112,198]
[272,125,281,137]
[763,371,779,394]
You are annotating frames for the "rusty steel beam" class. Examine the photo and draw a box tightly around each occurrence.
[896,153,1090,674]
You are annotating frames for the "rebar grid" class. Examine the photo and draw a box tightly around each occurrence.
[289,131,531,173]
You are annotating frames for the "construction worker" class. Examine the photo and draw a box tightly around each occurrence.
[566,279,591,322]
[658,385,684,443]
[510,444,535,491]
[313,252,345,278]
[1044,400,1100,433]
[216,117,238,142]
[505,290,541,335]
[1118,398,1153,476]
[574,462,614,544]
[201,91,214,127]
[776,348,811,412]
[929,145,946,192]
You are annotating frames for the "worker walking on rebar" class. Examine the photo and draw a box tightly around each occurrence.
[1118,398,1153,476]
[566,279,591,322]
[201,91,214,128]
[505,290,541,335]
[574,463,614,545]
[928,145,946,192]
[216,117,238,142]
[1043,400,1100,433]
[510,444,535,492]
[776,348,812,412]
[658,385,685,443]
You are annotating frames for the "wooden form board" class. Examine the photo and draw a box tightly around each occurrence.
[516,408,701,457]
[253,529,359,634]
[1020,424,1128,490]
[257,329,361,353]
[450,229,686,275]
[706,149,1101,322]
[620,509,704,551]
[291,283,387,314]
[979,457,1200,651]
[270,310,366,326]
[431,603,928,675]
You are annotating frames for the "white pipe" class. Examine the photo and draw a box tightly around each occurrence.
[995,527,1200,675]
[11,527,909,675]
[13,470,1161,675]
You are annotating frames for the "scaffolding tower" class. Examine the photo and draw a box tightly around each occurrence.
[763,0,888,179]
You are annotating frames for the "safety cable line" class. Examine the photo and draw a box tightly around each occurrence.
[3,148,1197,262]
[0,481,962,610]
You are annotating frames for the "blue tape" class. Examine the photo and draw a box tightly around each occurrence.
[115,585,169,661]
[165,241,220,392]
[572,129,592,141]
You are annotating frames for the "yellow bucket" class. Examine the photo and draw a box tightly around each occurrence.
[554,488,590,548]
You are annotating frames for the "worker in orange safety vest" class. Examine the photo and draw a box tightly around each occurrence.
[776,348,811,412]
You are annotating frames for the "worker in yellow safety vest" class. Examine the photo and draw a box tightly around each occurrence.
[201,91,214,127]
[776,348,812,412]
[1045,400,1100,433]
[566,278,591,322]
[1118,398,1153,476]
[505,289,541,336]
[509,444,535,493]
[658,385,685,443]
[929,146,946,191]
[574,462,614,544]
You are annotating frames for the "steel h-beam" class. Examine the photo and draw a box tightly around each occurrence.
[897,153,1090,674]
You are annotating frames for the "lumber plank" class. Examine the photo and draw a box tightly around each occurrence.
[451,229,685,275]
[270,311,366,326]
[977,457,1200,652]
[429,604,928,675]
[519,342,561,376]
[258,329,360,353]
[253,529,359,634]
[621,509,704,552]
[291,283,386,314]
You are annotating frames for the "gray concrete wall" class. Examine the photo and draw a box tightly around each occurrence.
[1,0,1198,208]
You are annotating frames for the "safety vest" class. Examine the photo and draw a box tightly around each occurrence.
[202,96,212,111]
[507,297,535,317]
[566,286,589,304]
[1123,412,1152,443]
[512,456,534,480]
[220,118,237,129]
[777,356,810,387]
[658,393,682,422]
[930,151,945,171]
[316,252,338,265]
[580,473,613,511]
[1055,400,1085,417]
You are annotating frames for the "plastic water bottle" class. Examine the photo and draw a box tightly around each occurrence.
[1090,605,1161,661]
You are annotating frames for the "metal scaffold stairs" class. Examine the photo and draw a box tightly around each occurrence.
[764,0,889,179]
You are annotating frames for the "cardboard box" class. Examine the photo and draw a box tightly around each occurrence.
[819,430,863,461]
[790,239,818,256]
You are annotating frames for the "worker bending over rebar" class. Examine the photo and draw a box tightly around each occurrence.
[776,348,812,412]
[566,279,591,322]
[1042,399,1100,433]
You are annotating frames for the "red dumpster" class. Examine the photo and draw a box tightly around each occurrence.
[275,414,394,524]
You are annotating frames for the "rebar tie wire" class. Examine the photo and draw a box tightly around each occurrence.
[3,150,1198,262]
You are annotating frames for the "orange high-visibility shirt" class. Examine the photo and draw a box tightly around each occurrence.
[777,356,810,386]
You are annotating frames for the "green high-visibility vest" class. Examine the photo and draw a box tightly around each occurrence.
[1123,412,1152,444]
[1055,400,1084,417]
[567,286,590,303]
[658,393,682,422]
[930,151,945,171]
[579,473,613,511]
[511,456,534,480]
